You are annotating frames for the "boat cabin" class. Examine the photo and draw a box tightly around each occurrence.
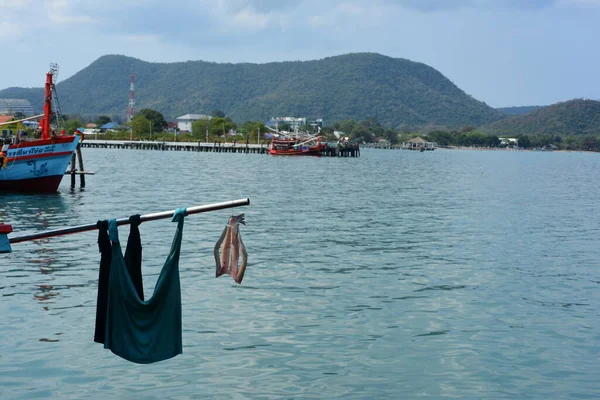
[402,137,436,151]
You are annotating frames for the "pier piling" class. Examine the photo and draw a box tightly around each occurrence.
[80,140,360,157]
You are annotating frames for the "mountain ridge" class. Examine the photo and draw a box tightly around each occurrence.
[482,99,600,136]
[0,53,505,128]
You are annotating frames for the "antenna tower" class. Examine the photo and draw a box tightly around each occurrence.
[128,74,135,122]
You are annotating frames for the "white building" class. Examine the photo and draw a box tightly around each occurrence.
[266,117,307,132]
[175,114,212,132]
[499,137,518,146]
[307,118,323,129]
[0,99,35,116]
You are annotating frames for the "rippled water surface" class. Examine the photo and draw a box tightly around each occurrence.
[1,148,599,399]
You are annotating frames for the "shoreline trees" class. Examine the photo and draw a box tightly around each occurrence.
[55,109,600,152]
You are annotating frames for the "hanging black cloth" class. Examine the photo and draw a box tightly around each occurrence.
[94,220,111,344]
[124,214,144,301]
[94,216,145,344]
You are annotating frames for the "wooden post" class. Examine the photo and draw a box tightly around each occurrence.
[76,143,85,187]
[69,153,76,188]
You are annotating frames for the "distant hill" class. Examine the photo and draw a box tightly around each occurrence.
[483,99,600,136]
[497,105,545,115]
[0,53,505,128]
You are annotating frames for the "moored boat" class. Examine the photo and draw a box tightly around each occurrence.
[267,129,325,156]
[0,65,80,193]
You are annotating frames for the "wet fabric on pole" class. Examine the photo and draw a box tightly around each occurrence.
[94,220,111,344]
[103,209,185,364]
[124,214,144,301]
[94,216,145,344]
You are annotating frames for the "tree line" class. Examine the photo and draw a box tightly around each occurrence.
[420,127,599,151]
[19,108,596,152]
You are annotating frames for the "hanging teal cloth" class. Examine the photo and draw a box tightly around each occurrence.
[104,209,187,364]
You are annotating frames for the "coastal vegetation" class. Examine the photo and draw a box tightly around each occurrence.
[49,108,599,152]
[414,128,599,152]
[333,122,599,152]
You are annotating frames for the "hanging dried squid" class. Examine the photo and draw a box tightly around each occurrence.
[214,214,248,284]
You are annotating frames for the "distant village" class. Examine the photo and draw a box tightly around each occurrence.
[0,98,323,138]
[0,97,575,152]
[1,98,358,145]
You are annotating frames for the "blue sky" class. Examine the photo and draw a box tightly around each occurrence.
[1,0,599,107]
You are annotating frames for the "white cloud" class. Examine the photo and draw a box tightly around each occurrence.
[557,0,600,6]
[0,0,93,37]
[337,1,367,15]
[380,0,556,12]
[307,15,327,27]
[0,0,30,8]
[230,7,273,29]
[0,0,29,39]
[114,33,161,44]
[0,20,21,39]
[211,0,303,13]
[47,0,96,25]
[336,1,386,26]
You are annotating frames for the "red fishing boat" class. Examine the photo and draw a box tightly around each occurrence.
[268,129,325,156]
[0,65,81,193]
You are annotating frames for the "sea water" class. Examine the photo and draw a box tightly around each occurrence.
[1,148,599,399]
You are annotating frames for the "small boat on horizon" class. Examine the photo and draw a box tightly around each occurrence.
[0,65,80,193]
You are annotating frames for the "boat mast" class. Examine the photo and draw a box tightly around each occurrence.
[40,64,58,140]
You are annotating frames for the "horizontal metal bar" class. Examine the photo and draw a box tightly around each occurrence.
[8,198,250,244]
[64,171,95,175]
[0,114,44,127]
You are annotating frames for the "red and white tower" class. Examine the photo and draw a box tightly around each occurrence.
[128,74,135,122]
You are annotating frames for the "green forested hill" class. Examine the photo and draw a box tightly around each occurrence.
[496,105,545,115]
[0,53,504,128]
[483,99,600,136]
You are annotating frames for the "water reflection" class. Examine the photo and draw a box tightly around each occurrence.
[26,249,56,278]
[1,194,76,312]
[0,193,71,233]
[34,284,59,303]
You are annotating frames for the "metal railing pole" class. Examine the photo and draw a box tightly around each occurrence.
[8,198,250,244]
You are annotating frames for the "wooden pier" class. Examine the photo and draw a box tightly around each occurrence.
[80,140,360,157]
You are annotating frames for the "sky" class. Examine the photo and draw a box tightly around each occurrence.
[1,0,599,108]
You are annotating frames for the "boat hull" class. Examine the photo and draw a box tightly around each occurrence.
[0,175,66,193]
[0,136,80,193]
[268,148,323,156]
[268,143,325,156]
